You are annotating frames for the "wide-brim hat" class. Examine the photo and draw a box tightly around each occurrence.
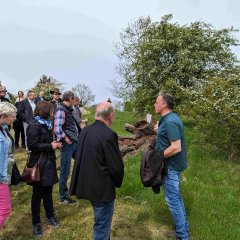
[50,88,61,95]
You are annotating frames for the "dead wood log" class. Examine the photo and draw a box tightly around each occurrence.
[119,119,157,157]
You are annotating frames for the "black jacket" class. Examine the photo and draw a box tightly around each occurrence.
[17,98,35,124]
[70,120,124,202]
[50,99,62,114]
[140,149,167,194]
[34,96,47,105]
[26,120,58,186]
[0,97,10,102]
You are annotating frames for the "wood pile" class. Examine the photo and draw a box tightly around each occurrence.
[118,120,157,157]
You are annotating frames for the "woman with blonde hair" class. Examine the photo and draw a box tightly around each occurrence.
[0,102,17,229]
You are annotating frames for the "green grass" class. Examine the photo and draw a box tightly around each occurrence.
[1,112,240,239]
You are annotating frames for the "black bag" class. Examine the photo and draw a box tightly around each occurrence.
[11,162,22,185]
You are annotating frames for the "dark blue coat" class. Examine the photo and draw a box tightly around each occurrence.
[17,98,34,124]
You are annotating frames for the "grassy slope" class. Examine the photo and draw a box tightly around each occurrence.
[1,111,240,239]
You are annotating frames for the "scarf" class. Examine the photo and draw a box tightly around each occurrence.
[35,116,52,130]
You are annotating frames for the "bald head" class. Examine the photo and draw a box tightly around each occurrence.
[39,91,45,97]
[95,102,114,126]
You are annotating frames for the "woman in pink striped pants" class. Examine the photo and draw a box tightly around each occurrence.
[0,102,17,229]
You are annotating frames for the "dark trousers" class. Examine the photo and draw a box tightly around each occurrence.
[13,121,25,147]
[31,186,54,225]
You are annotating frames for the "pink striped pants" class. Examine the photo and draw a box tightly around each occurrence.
[0,183,12,229]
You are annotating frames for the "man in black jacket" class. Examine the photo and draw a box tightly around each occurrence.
[70,102,124,240]
[34,91,47,105]
[17,90,36,150]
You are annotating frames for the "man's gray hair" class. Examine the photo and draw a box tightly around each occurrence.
[95,103,114,120]
[0,102,17,117]
[62,91,75,101]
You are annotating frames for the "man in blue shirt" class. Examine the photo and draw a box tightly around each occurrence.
[154,93,189,240]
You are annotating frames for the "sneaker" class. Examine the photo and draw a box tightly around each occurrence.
[47,217,60,227]
[60,197,76,204]
[32,223,43,237]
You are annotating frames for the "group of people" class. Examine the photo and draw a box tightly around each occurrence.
[0,88,189,240]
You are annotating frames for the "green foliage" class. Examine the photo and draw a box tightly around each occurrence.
[2,117,240,239]
[31,74,63,100]
[113,14,239,114]
[113,14,240,159]
[189,73,240,160]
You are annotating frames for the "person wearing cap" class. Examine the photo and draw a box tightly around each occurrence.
[0,86,10,103]
[50,88,62,114]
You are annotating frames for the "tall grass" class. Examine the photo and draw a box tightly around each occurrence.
[0,111,239,239]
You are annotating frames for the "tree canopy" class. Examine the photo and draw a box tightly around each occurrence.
[32,74,63,100]
[113,14,239,113]
[72,83,95,107]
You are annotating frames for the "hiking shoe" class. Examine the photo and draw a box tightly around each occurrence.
[47,217,60,227]
[60,197,76,204]
[32,223,43,237]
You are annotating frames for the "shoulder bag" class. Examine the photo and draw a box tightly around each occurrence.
[21,153,43,183]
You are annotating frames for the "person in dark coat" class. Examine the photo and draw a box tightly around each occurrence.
[70,102,124,240]
[26,101,62,237]
[72,96,82,126]
[17,90,36,151]
[50,88,62,114]
[13,90,25,148]
[34,91,47,105]
[54,91,81,204]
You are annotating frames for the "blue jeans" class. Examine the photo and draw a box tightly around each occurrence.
[59,142,77,200]
[91,200,114,240]
[163,169,189,240]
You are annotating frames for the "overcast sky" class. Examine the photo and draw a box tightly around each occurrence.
[0,0,239,103]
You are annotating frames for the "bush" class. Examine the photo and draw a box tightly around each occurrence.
[190,75,240,160]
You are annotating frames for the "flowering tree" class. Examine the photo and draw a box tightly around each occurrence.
[113,14,239,114]
[190,72,240,160]
[32,75,63,100]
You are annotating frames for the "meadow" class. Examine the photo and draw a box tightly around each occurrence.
[0,110,239,240]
